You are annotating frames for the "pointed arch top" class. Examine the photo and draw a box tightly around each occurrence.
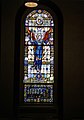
[25,9,54,27]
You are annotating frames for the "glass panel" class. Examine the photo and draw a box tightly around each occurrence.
[25,27,53,45]
[25,10,54,26]
[24,84,53,103]
[23,45,54,83]
[23,9,54,103]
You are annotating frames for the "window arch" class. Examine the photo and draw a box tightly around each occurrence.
[14,0,63,118]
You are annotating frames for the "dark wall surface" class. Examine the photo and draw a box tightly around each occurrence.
[1,0,84,119]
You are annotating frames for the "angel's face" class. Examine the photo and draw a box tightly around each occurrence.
[36,34,42,41]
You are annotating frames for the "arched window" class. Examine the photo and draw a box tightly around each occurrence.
[24,9,54,103]
[14,0,63,118]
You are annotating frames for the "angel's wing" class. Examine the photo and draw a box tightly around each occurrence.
[43,28,52,41]
[27,27,36,40]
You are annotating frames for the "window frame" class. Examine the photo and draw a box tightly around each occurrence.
[14,0,63,118]
[20,5,58,107]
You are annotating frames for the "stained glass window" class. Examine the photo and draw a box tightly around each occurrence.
[23,10,54,103]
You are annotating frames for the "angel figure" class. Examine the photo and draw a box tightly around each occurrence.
[27,27,52,80]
